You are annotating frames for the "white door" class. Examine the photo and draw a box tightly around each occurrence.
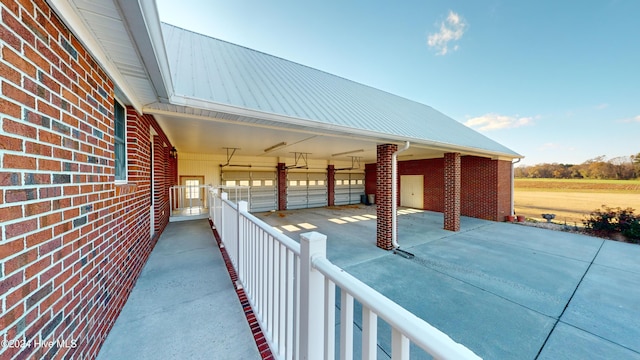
[180,176,205,207]
[400,175,424,209]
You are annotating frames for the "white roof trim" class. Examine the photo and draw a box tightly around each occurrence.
[46,0,143,113]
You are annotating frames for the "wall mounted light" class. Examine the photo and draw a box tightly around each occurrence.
[170,146,178,159]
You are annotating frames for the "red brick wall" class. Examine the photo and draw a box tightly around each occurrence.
[366,156,513,222]
[277,163,286,210]
[376,144,396,250]
[497,160,512,219]
[444,153,461,231]
[0,1,175,359]
[460,156,511,221]
[327,165,335,206]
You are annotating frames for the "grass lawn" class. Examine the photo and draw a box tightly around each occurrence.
[514,178,640,224]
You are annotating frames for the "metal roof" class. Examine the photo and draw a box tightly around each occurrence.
[160,23,520,158]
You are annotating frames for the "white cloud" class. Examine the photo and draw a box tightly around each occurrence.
[619,115,640,123]
[427,11,467,55]
[464,113,536,131]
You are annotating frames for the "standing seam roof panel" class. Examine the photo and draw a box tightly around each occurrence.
[161,23,520,156]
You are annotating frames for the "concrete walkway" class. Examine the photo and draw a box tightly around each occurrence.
[257,206,640,359]
[97,220,260,360]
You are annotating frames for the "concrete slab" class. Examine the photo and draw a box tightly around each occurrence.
[594,239,640,274]
[560,263,640,354]
[256,205,640,359]
[343,254,555,359]
[406,230,591,317]
[97,220,260,360]
[538,322,640,360]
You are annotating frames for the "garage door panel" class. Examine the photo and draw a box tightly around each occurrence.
[335,172,364,205]
[287,172,328,209]
[222,171,277,212]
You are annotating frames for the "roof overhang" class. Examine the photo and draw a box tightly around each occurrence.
[46,0,171,112]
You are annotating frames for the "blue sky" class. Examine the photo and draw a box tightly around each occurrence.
[157,0,639,166]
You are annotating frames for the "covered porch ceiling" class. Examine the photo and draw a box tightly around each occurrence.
[146,106,492,164]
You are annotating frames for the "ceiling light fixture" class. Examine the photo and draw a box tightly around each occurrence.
[264,142,287,153]
[331,149,364,157]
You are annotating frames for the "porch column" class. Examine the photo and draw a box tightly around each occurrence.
[444,152,461,231]
[327,164,335,206]
[376,144,397,250]
[277,163,287,210]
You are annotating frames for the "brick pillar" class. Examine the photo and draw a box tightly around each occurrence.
[277,163,287,210]
[327,165,336,206]
[376,144,397,250]
[444,152,461,231]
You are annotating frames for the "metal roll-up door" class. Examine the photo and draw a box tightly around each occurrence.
[349,173,365,204]
[287,172,309,209]
[307,172,328,208]
[249,171,277,212]
[286,171,328,209]
[221,171,277,212]
[334,173,351,205]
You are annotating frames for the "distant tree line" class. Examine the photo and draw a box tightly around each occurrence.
[515,153,640,180]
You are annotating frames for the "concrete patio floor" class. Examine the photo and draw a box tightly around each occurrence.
[97,220,260,360]
[256,205,640,359]
[97,205,640,360]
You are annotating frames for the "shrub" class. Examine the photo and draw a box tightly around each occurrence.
[583,205,640,243]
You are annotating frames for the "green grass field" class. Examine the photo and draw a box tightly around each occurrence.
[514,178,640,224]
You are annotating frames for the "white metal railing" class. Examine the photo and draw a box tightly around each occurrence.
[170,184,210,212]
[209,190,481,360]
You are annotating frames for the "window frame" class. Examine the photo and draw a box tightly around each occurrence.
[114,99,127,183]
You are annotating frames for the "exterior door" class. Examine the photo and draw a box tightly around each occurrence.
[400,175,424,209]
[180,176,205,207]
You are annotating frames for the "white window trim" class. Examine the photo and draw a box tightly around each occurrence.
[114,98,128,184]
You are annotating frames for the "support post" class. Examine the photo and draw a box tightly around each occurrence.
[237,201,248,284]
[376,144,397,249]
[444,153,461,231]
[299,231,327,360]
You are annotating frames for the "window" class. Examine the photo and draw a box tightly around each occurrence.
[185,180,200,199]
[225,180,236,186]
[239,180,250,186]
[114,101,126,181]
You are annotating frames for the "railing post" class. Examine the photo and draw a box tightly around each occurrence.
[299,231,326,360]
[220,192,228,239]
[237,201,248,284]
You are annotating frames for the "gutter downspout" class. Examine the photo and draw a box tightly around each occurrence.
[511,158,522,216]
[392,141,410,248]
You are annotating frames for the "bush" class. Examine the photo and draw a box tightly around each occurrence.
[583,206,640,243]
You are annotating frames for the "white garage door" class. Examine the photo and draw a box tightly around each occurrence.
[287,172,327,209]
[335,172,365,205]
[221,171,277,212]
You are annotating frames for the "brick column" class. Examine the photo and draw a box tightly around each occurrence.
[327,165,336,206]
[376,144,397,249]
[444,152,461,231]
[277,163,287,210]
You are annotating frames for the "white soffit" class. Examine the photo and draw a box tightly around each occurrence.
[47,0,162,111]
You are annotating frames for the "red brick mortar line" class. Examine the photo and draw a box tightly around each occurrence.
[208,220,275,359]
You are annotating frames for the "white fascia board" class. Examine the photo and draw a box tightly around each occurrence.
[118,0,174,103]
[166,94,522,160]
[46,0,143,113]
